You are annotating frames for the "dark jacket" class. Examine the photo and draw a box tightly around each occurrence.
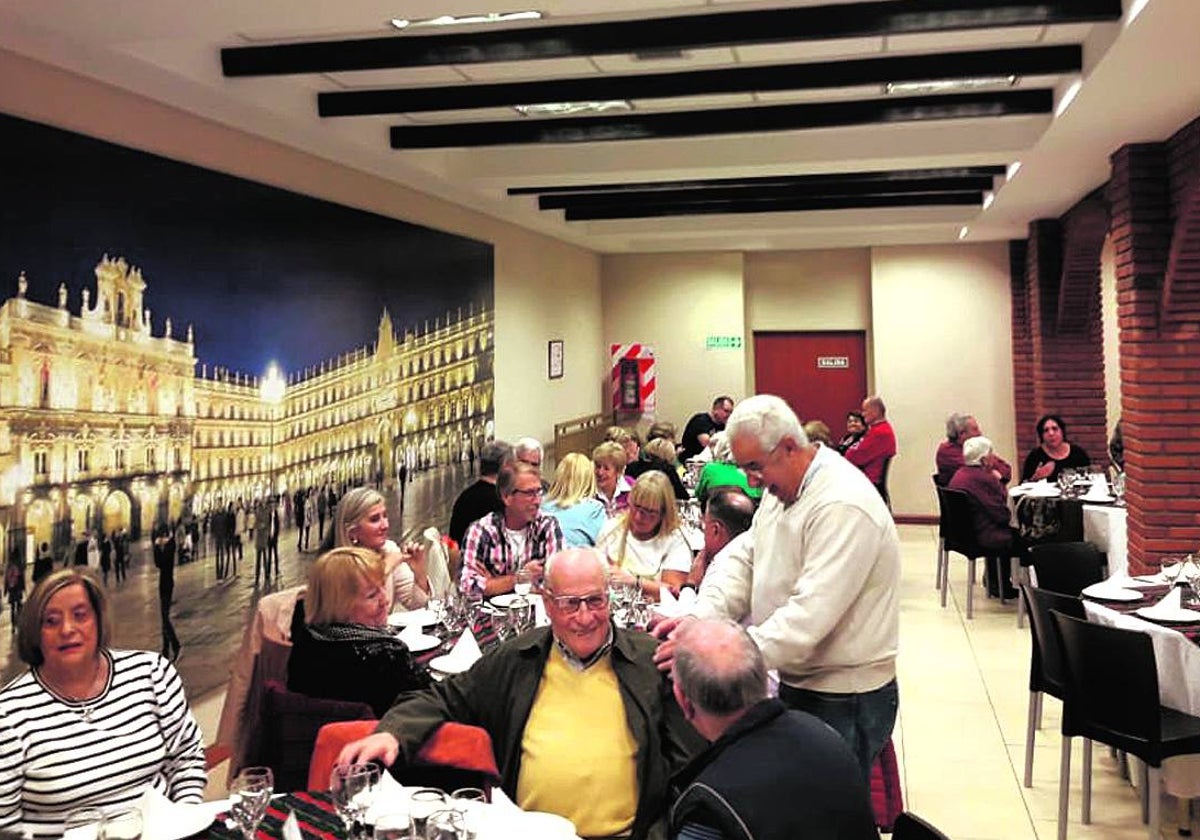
[626,456,689,500]
[377,625,703,840]
[948,465,1013,552]
[287,601,430,718]
[670,699,877,840]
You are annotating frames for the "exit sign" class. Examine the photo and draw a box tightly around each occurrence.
[706,335,743,349]
[817,356,850,368]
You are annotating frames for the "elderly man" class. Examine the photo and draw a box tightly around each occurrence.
[514,436,551,491]
[338,548,701,840]
[680,396,734,461]
[655,394,899,779]
[948,436,1020,598]
[844,395,897,498]
[669,619,878,840]
[687,488,755,589]
[448,440,513,547]
[462,461,564,597]
[935,412,1012,487]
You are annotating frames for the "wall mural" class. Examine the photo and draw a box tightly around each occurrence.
[0,112,494,565]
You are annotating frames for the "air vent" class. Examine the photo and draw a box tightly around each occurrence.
[632,48,687,61]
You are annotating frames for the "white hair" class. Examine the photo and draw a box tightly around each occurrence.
[514,437,543,459]
[963,436,993,466]
[725,394,808,451]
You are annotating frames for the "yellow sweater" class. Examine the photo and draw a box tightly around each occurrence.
[516,645,640,838]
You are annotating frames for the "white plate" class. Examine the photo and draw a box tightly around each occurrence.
[1135,605,1200,623]
[143,800,227,840]
[387,608,439,628]
[1080,494,1115,504]
[491,593,540,609]
[400,633,441,652]
[1081,583,1142,602]
[428,653,473,674]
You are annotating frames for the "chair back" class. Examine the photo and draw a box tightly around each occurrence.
[876,455,894,506]
[935,487,983,557]
[1050,610,1164,763]
[893,811,951,840]
[1029,541,1104,595]
[393,722,502,793]
[932,477,950,538]
[1021,584,1084,698]
[308,720,378,790]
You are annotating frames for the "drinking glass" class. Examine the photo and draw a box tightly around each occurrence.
[449,788,486,840]
[330,763,378,838]
[1162,556,1185,586]
[507,597,532,636]
[514,567,533,598]
[425,809,467,840]
[105,810,144,840]
[408,788,448,838]
[62,808,106,840]
[428,596,445,625]
[230,766,274,840]
[372,810,413,840]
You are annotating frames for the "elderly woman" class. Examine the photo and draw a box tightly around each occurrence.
[541,452,607,547]
[836,411,866,454]
[692,431,762,505]
[605,426,642,469]
[593,441,633,516]
[1020,414,1091,483]
[0,569,206,838]
[287,547,429,717]
[334,486,450,610]
[597,471,692,600]
[949,437,1019,599]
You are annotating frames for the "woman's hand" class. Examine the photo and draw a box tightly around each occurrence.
[1032,461,1055,481]
[400,541,430,592]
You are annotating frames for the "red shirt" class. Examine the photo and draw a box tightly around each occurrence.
[845,420,897,484]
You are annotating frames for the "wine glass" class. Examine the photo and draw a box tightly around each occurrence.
[507,597,532,636]
[62,808,106,840]
[330,763,378,838]
[514,567,532,598]
[104,810,143,840]
[1162,556,1184,586]
[450,788,486,840]
[408,788,448,838]
[230,766,274,840]
[425,808,467,840]
[372,810,413,840]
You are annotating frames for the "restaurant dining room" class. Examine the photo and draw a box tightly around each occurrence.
[2,0,1200,838]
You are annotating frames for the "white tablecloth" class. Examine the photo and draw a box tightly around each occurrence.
[1084,599,1200,796]
[1083,503,1128,578]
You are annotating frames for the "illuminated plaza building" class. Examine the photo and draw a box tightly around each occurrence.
[0,255,493,564]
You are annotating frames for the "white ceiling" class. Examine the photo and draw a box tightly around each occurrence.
[1,0,1198,253]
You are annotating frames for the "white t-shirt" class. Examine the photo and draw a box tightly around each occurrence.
[597,519,692,579]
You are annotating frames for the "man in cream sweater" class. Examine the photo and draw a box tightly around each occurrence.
[656,394,899,779]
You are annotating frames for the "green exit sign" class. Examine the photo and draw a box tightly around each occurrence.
[706,335,743,349]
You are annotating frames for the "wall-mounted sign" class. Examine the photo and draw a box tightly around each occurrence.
[706,335,743,350]
[817,356,850,369]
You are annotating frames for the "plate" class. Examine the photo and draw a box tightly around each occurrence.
[1080,494,1116,504]
[387,608,439,628]
[143,799,227,840]
[491,592,540,609]
[1081,583,1142,602]
[400,633,441,652]
[1135,605,1200,623]
[428,653,474,674]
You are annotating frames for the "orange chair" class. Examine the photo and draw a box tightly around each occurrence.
[308,721,501,793]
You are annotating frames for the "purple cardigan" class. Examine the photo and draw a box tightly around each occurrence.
[948,465,1013,551]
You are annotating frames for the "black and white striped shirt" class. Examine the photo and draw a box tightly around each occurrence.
[0,649,207,838]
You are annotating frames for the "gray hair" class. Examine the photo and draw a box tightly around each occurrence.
[673,618,767,715]
[709,431,733,463]
[725,394,808,452]
[963,435,993,466]
[945,412,973,442]
[514,437,543,461]
[543,547,610,589]
[480,439,514,476]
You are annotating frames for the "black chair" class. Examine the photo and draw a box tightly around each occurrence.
[1029,542,1105,596]
[1050,611,1200,840]
[935,486,1007,619]
[1020,585,1086,789]
[932,475,949,591]
[876,455,894,508]
[892,811,951,840]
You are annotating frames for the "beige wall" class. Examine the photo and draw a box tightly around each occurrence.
[1100,235,1121,438]
[600,252,747,432]
[0,49,603,447]
[870,242,1016,516]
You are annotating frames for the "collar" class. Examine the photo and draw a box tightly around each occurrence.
[552,623,615,671]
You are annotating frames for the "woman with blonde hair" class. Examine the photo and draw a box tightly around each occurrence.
[540,452,607,547]
[596,471,691,600]
[287,546,428,716]
[592,441,633,516]
[628,436,689,500]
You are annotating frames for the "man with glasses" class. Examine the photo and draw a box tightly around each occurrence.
[337,548,702,840]
[461,462,564,597]
[654,394,899,782]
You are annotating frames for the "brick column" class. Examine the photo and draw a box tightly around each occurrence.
[1009,240,1035,454]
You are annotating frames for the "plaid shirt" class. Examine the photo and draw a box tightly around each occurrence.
[461,511,564,596]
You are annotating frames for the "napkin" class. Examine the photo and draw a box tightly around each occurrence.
[398,621,426,647]
[281,812,303,840]
[444,628,483,669]
[678,587,697,612]
[138,786,229,840]
[1155,586,1184,611]
[659,587,677,611]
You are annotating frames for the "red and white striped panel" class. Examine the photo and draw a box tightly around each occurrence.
[610,343,656,416]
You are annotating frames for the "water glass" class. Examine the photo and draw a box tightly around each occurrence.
[105,810,144,840]
[408,788,448,838]
[1162,556,1184,585]
[372,810,413,840]
[63,809,106,840]
[330,763,378,837]
[449,789,486,840]
[230,766,274,840]
[425,808,467,840]
[507,597,532,636]
[514,567,533,597]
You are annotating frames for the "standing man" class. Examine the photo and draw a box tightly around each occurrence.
[153,524,182,661]
[461,462,564,598]
[680,396,734,462]
[113,529,128,584]
[845,395,898,500]
[448,440,513,547]
[293,488,307,550]
[669,618,877,840]
[655,394,899,780]
[935,412,1012,487]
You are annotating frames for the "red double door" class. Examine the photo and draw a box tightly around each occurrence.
[753,331,867,434]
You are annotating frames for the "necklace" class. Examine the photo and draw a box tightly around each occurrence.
[41,654,109,722]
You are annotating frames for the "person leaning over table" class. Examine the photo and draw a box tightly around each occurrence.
[594,440,634,516]
[0,569,206,839]
[337,547,704,840]
[287,546,429,717]
[540,452,607,547]
[1020,413,1091,483]
[597,471,693,601]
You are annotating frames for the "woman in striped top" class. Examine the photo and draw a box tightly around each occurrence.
[0,569,207,838]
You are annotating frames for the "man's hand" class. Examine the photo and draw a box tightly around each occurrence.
[335,732,400,768]
[650,614,696,674]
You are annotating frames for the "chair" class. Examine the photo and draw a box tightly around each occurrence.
[936,486,1007,619]
[1050,611,1200,840]
[892,811,951,840]
[1020,585,1086,789]
[876,455,894,508]
[1029,542,1105,596]
[932,476,949,592]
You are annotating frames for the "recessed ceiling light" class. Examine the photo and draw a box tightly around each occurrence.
[958,226,970,240]
[885,76,1017,96]
[1055,79,1083,117]
[1126,0,1151,25]
[1006,161,1023,181]
[514,100,633,117]
[391,10,543,31]
[982,191,995,210]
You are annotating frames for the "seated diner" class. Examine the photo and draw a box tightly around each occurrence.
[597,471,692,600]
[1020,414,1091,483]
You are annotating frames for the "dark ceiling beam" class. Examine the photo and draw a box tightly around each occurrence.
[508,166,1008,196]
[537,177,997,210]
[562,191,984,221]
[319,46,1079,117]
[222,0,1121,77]
[390,90,1053,149]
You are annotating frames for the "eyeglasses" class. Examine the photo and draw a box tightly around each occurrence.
[545,592,609,614]
[737,441,783,478]
[630,503,662,518]
[510,487,544,498]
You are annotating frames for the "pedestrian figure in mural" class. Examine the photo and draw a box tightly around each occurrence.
[99,532,113,586]
[254,501,270,586]
[73,533,88,567]
[267,499,280,579]
[3,559,24,628]
[33,542,53,586]
[153,524,182,661]
[316,488,328,547]
[303,492,316,552]
[86,531,100,569]
[293,489,307,550]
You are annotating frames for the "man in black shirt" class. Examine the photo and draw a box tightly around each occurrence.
[448,439,514,546]
[680,396,734,461]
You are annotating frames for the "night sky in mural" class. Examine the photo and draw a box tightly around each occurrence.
[0,112,493,378]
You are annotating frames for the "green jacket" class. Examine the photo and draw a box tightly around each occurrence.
[693,462,762,505]
[378,625,703,840]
